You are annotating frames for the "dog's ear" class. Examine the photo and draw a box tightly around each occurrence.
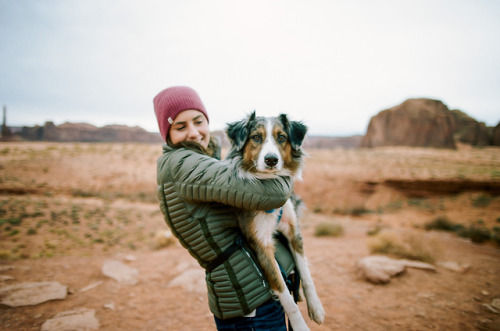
[226,111,256,151]
[279,113,307,150]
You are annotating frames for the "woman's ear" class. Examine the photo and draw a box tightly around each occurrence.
[226,111,256,151]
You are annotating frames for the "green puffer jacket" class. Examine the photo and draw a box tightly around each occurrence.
[156,143,296,319]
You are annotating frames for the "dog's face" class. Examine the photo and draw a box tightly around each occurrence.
[226,111,307,177]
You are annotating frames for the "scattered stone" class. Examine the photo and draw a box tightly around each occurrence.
[168,268,205,293]
[356,255,436,284]
[41,308,99,331]
[437,261,471,273]
[0,281,67,307]
[0,266,14,272]
[482,303,499,314]
[102,260,138,285]
[482,290,490,296]
[104,302,115,310]
[0,275,14,282]
[124,254,137,261]
[491,298,500,310]
[79,280,104,293]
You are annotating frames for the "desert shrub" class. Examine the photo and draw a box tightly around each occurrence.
[471,194,492,208]
[349,206,372,216]
[0,217,22,226]
[424,216,456,232]
[72,189,97,198]
[456,221,491,243]
[366,224,384,236]
[491,227,500,246]
[382,200,403,213]
[0,250,12,259]
[314,222,344,237]
[367,231,437,263]
[312,206,323,214]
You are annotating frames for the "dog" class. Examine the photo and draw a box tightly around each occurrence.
[226,111,325,331]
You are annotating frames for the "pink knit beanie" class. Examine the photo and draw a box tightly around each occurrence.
[153,86,209,141]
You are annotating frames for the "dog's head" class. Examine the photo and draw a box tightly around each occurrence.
[226,111,307,177]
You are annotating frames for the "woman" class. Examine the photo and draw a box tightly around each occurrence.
[154,86,297,330]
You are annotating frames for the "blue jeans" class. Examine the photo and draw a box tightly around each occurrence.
[214,299,287,331]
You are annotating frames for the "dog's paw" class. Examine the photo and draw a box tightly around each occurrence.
[307,301,325,325]
[288,312,310,331]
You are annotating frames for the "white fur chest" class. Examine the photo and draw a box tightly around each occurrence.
[253,210,280,247]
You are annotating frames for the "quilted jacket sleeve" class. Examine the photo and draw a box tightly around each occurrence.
[157,148,293,211]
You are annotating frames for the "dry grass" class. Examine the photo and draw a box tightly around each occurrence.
[0,142,499,260]
[367,230,441,263]
[314,221,344,237]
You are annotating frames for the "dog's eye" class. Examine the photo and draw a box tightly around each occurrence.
[277,134,287,143]
[251,135,262,143]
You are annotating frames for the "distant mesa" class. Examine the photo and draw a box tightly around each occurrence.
[10,121,163,143]
[361,98,499,149]
[1,99,499,148]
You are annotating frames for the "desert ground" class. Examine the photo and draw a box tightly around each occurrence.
[0,142,499,330]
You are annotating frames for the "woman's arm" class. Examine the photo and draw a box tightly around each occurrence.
[157,148,293,211]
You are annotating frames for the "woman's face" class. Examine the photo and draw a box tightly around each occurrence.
[168,109,210,149]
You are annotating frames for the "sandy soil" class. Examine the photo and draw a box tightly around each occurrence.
[1,142,499,330]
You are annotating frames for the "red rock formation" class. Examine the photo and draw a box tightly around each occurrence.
[361,98,456,148]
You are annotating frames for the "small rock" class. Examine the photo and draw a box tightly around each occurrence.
[0,266,14,272]
[0,281,67,307]
[491,298,500,310]
[437,261,471,273]
[102,260,138,285]
[356,255,435,284]
[0,275,14,282]
[168,268,205,293]
[41,308,99,331]
[104,302,115,310]
[482,303,499,314]
[79,280,103,293]
[124,255,137,261]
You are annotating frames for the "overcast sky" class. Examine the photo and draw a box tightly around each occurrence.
[1,0,499,136]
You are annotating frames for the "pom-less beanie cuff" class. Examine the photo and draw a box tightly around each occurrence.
[153,86,208,141]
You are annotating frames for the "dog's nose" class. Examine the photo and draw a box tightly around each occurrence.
[264,154,279,167]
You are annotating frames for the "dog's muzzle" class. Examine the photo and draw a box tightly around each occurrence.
[264,153,279,167]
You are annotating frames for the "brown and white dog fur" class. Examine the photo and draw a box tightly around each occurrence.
[226,111,325,331]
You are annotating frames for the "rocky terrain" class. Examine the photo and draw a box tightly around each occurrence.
[0,142,499,330]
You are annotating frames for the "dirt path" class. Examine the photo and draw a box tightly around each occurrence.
[1,212,499,331]
[1,143,499,330]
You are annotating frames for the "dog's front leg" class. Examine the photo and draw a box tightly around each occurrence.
[249,243,310,330]
[271,259,310,331]
[279,202,325,325]
[293,252,325,324]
